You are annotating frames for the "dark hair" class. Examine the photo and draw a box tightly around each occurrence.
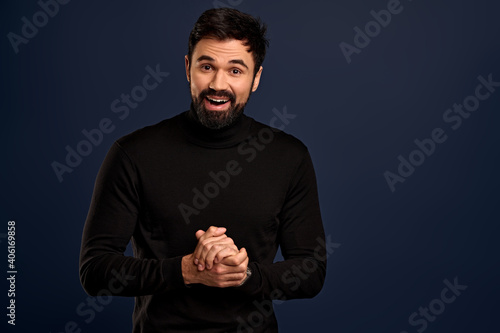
[188,8,269,76]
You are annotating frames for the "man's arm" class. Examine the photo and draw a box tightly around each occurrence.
[79,142,183,296]
[252,149,326,299]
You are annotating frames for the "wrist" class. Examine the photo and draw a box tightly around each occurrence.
[181,255,196,285]
[239,266,252,286]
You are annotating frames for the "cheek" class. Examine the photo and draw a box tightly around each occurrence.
[234,85,252,102]
[190,81,203,97]
[190,73,207,94]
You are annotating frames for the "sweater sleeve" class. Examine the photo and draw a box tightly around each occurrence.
[79,142,186,297]
[238,148,327,300]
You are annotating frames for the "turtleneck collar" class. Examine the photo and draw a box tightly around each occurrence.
[178,104,253,148]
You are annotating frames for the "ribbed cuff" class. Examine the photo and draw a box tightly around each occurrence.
[160,256,188,292]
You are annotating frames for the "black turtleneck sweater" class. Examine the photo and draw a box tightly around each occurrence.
[79,110,326,333]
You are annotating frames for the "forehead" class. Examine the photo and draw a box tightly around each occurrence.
[193,38,254,68]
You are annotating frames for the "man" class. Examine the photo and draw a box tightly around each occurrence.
[79,8,326,332]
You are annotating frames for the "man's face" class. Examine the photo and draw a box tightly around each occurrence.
[185,38,263,129]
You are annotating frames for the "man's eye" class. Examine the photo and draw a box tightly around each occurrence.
[231,69,242,75]
[202,65,212,71]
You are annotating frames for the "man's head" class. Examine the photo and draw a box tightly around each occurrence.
[185,8,269,129]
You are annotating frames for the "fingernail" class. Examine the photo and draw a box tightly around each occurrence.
[194,258,199,265]
[198,264,204,271]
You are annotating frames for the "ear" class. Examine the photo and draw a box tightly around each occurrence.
[185,55,190,82]
[251,66,263,92]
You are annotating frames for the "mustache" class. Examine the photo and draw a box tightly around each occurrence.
[198,88,236,102]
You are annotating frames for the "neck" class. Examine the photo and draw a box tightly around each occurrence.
[180,105,252,149]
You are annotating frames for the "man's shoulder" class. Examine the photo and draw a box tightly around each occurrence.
[248,116,308,155]
[116,112,184,149]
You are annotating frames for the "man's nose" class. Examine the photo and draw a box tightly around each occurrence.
[209,70,229,91]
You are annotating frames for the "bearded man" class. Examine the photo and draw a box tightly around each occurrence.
[79,8,326,333]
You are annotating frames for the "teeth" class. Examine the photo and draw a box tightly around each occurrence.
[208,97,229,103]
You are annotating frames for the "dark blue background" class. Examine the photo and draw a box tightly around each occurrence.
[2,0,499,332]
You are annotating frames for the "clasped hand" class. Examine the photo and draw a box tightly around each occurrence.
[182,226,249,288]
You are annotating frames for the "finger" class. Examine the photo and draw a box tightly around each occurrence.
[195,226,226,240]
[194,234,228,260]
[194,226,227,263]
[192,225,229,268]
[206,245,239,269]
[205,244,224,270]
[197,236,235,270]
[194,229,208,265]
[209,263,246,276]
[195,230,205,240]
[205,271,248,288]
[220,247,248,266]
[194,235,230,270]
[194,230,205,265]
[218,272,247,282]
[200,226,226,240]
[214,246,239,264]
[196,226,226,243]
[213,227,227,236]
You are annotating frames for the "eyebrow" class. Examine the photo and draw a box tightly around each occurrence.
[196,55,249,70]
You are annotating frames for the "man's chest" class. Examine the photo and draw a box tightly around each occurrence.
[134,145,294,257]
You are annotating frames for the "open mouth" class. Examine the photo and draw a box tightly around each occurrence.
[204,96,232,110]
[206,96,230,105]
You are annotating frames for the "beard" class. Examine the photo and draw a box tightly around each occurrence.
[190,86,252,130]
